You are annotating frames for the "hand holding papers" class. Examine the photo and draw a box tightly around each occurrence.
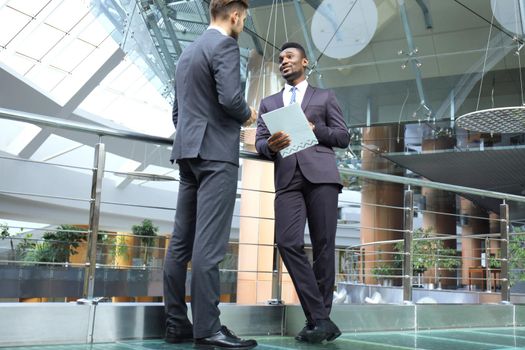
[261,103,318,157]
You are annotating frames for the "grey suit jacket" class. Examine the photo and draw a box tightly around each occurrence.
[170,29,251,166]
[255,85,350,191]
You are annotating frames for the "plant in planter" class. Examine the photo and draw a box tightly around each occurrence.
[371,250,397,286]
[489,254,501,269]
[0,223,19,262]
[0,222,13,251]
[131,219,159,266]
[394,227,459,287]
[434,127,453,138]
[509,226,525,286]
[15,232,34,261]
[97,232,128,265]
[25,224,85,263]
[0,222,9,238]
[371,263,396,286]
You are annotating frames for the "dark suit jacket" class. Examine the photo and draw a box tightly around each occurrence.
[255,85,350,191]
[171,29,251,166]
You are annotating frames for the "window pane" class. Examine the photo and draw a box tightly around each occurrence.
[45,1,90,32]
[6,0,49,17]
[48,38,95,72]
[0,6,30,47]
[16,24,64,60]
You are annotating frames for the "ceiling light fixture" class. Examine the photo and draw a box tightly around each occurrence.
[456,0,525,134]
[310,0,378,59]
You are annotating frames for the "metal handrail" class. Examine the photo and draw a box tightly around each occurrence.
[339,168,525,204]
[1,107,523,302]
[0,107,263,161]
[3,106,525,203]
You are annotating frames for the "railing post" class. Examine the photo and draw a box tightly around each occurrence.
[403,187,414,303]
[82,143,106,299]
[485,237,491,292]
[270,247,283,304]
[500,202,510,302]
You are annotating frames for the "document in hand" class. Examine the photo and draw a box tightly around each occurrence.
[261,103,318,158]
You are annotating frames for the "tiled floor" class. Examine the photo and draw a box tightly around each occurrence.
[3,327,525,350]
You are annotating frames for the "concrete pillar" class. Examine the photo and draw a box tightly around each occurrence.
[236,50,297,303]
[460,198,489,289]
[421,136,457,288]
[361,125,404,284]
[112,232,135,302]
[236,159,279,303]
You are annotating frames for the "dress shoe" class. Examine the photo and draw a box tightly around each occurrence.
[294,322,313,342]
[165,325,193,343]
[302,319,341,343]
[194,325,257,349]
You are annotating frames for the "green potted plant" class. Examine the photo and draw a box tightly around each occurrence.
[394,227,459,288]
[97,232,128,265]
[489,254,501,269]
[131,219,159,266]
[24,224,84,264]
[509,226,525,286]
[371,250,397,286]
[0,223,16,261]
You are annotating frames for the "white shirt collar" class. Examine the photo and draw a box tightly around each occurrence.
[207,25,228,36]
[283,79,309,106]
[284,79,308,94]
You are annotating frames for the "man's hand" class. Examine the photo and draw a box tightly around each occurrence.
[268,131,291,153]
[243,107,258,127]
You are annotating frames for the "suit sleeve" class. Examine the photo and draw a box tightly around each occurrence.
[313,89,350,149]
[212,37,251,124]
[255,99,277,160]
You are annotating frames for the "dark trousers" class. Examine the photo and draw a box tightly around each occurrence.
[275,166,339,324]
[164,158,238,338]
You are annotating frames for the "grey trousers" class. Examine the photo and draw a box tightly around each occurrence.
[275,166,339,324]
[164,157,238,338]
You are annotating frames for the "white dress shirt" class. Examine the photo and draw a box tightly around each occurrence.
[207,25,228,36]
[282,79,308,106]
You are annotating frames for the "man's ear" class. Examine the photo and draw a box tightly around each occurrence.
[231,11,239,24]
[302,57,309,68]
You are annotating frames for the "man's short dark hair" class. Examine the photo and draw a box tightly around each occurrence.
[210,0,249,20]
[280,42,307,59]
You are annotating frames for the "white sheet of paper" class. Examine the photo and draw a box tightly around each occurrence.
[261,103,318,157]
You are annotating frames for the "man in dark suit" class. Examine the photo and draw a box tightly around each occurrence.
[255,42,350,343]
[163,0,257,348]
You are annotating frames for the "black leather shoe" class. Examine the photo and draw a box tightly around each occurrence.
[294,322,313,342]
[303,319,341,343]
[165,325,193,343]
[194,325,257,349]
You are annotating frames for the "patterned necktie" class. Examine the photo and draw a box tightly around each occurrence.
[289,86,297,105]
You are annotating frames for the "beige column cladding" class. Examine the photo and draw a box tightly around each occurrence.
[421,136,457,288]
[236,51,300,303]
[460,197,490,289]
[360,125,404,285]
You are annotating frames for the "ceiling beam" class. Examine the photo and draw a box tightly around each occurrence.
[18,48,125,159]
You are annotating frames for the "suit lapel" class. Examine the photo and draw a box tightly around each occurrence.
[275,89,284,109]
[301,85,315,110]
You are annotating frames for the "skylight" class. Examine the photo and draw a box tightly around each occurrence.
[0,0,119,105]
[78,56,173,137]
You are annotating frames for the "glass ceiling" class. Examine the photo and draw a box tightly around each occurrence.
[0,0,118,105]
[0,0,172,137]
[1,0,525,228]
[0,0,174,187]
[1,0,524,138]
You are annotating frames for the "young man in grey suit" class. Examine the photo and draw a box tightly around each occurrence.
[164,0,257,348]
[255,42,350,343]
